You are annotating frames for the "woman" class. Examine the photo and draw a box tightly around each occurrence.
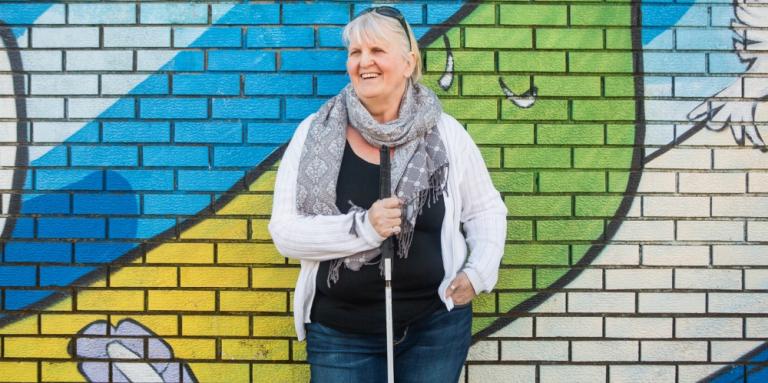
[268,6,507,382]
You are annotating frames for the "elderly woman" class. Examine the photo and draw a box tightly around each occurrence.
[268,6,507,382]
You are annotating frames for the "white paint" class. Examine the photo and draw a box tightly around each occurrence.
[0,37,17,237]
[107,342,164,383]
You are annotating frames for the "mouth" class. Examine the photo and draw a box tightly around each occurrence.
[360,73,380,80]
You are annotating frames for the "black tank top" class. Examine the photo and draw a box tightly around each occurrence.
[311,141,445,334]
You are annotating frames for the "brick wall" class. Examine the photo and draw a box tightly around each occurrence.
[0,1,766,382]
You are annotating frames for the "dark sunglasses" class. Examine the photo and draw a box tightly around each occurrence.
[355,6,412,51]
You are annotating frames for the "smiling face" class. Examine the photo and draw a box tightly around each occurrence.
[347,35,414,110]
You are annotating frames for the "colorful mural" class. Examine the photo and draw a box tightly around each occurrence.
[0,1,766,382]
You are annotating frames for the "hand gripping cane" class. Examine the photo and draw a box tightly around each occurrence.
[379,145,395,383]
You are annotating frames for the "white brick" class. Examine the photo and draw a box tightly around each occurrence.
[715,149,768,169]
[679,172,746,193]
[713,197,768,218]
[68,98,131,119]
[0,74,26,95]
[467,365,535,383]
[605,317,672,338]
[0,122,24,142]
[745,77,768,98]
[501,340,568,361]
[592,245,640,266]
[636,171,676,193]
[643,124,675,145]
[606,269,671,289]
[678,365,730,383]
[0,51,62,71]
[540,365,606,383]
[33,122,89,143]
[0,147,15,166]
[710,293,768,313]
[748,221,768,241]
[749,172,768,192]
[639,293,706,313]
[714,245,768,265]
[675,269,742,290]
[489,317,532,338]
[613,220,674,241]
[569,292,635,313]
[102,74,163,95]
[746,318,768,338]
[643,196,710,217]
[467,341,498,361]
[610,365,675,383]
[104,27,170,47]
[711,340,763,362]
[531,293,566,313]
[643,245,710,266]
[68,3,136,24]
[642,341,708,362]
[645,100,701,122]
[137,50,184,71]
[645,148,711,170]
[31,27,98,48]
[35,4,66,24]
[681,123,741,146]
[536,317,602,338]
[566,269,602,289]
[31,74,98,95]
[26,98,64,118]
[676,317,743,338]
[572,341,637,362]
[67,51,134,71]
[746,269,768,290]
[677,220,744,241]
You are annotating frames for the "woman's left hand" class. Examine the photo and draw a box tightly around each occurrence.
[445,271,476,306]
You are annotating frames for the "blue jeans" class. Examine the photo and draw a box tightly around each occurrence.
[306,304,472,383]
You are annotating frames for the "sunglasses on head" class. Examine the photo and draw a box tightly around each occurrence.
[356,6,412,51]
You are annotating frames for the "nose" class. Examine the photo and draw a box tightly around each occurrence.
[360,50,374,67]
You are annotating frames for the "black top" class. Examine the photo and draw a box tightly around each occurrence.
[311,141,445,334]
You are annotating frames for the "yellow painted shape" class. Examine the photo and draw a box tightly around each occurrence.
[4,337,70,358]
[45,296,73,312]
[0,316,38,335]
[0,362,37,382]
[252,364,310,383]
[252,316,294,337]
[292,340,307,361]
[41,314,106,335]
[182,315,249,336]
[146,243,214,264]
[250,219,270,240]
[252,267,299,289]
[188,363,250,383]
[164,338,217,360]
[220,291,286,312]
[217,194,273,215]
[77,290,144,311]
[148,290,215,311]
[221,338,290,361]
[180,266,249,288]
[110,266,177,287]
[41,362,85,383]
[181,219,247,240]
[218,243,284,264]
[110,315,179,336]
[248,170,277,191]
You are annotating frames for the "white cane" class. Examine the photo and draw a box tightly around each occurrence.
[380,145,395,383]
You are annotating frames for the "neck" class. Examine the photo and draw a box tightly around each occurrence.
[360,81,408,123]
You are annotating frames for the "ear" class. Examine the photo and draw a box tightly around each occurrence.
[404,51,416,78]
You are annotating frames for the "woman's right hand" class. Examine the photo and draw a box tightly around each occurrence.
[368,197,403,238]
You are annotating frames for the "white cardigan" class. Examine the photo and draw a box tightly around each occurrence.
[268,112,508,340]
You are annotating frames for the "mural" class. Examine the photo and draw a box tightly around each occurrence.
[0,1,766,382]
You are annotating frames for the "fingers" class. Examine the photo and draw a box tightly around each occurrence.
[368,198,404,238]
[445,272,476,306]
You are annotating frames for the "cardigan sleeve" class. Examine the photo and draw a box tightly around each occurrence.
[450,118,508,294]
[268,114,386,261]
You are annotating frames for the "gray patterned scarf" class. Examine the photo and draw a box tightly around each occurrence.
[296,80,448,287]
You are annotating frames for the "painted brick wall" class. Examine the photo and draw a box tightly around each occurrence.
[0,1,766,382]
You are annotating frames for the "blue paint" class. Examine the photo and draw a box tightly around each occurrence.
[158,51,204,71]
[354,3,425,25]
[71,146,138,167]
[176,122,243,143]
[20,193,70,214]
[281,51,347,71]
[103,122,171,143]
[212,98,280,119]
[180,27,242,48]
[143,146,210,167]
[38,218,106,239]
[128,75,170,95]
[286,98,328,120]
[4,242,71,263]
[74,194,140,215]
[35,170,103,191]
[177,170,246,192]
[247,123,298,144]
[107,170,174,191]
[245,74,314,96]
[144,194,211,215]
[4,291,55,310]
[40,266,97,287]
[0,4,56,26]
[318,27,344,48]
[283,3,349,25]
[208,50,276,71]
[213,146,278,167]
[29,145,67,166]
[0,266,37,287]
[317,74,350,96]
[173,73,240,95]
[75,243,138,264]
[212,4,279,25]
[109,218,173,239]
[247,27,314,48]
[642,4,696,44]
[140,98,208,119]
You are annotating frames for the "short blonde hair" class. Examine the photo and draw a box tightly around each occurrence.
[342,10,422,83]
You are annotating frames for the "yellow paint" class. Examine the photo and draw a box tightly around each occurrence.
[148,290,216,311]
[220,291,286,312]
[109,266,178,287]
[181,219,248,240]
[182,315,249,336]
[292,340,307,361]
[44,296,73,312]
[41,362,85,382]
[250,219,271,240]
[218,243,284,264]
[0,316,38,335]
[248,170,277,191]
[188,363,250,383]
[76,290,144,311]
[40,314,106,335]
[180,266,249,287]
[164,338,217,360]
[251,267,299,289]
[110,314,179,336]
[221,339,289,361]
[217,194,273,215]
[4,337,70,358]
[252,364,310,383]
[0,362,37,382]
[252,316,294,337]
[145,243,214,264]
